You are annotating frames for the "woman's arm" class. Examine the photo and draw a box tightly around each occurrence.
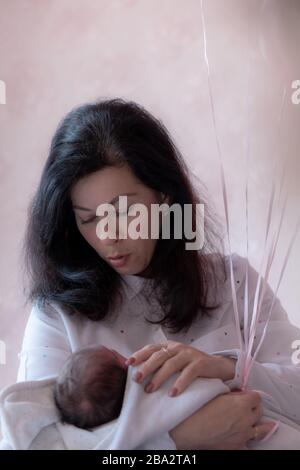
[0,301,71,449]
[125,341,237,396]
[222,258,300,425]
[224,315,300,424]
[16,301,71,382]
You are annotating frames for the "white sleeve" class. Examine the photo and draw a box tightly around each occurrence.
[0,302,70,449]
[220,257,300,425]
[16,301,71,382]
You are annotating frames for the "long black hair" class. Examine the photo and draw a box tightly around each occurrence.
[23,98,226,334]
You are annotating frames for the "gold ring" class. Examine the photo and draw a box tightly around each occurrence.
[160,344,172,358]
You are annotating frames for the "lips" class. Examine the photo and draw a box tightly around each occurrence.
[108,254,127,260]
[107,254,130,268]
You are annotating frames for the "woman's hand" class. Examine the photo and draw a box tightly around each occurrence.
[169,390,277,450]
[125,341,236,396]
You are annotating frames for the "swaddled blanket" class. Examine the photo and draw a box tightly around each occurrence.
[0,366,228,450]
[1,364,300,450]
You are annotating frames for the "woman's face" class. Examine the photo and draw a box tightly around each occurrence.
[70,164,167,277]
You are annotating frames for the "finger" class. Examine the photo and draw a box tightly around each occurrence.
[126,344,162,366]
[250,403,263,425]
[243,390,262,408]
[259,421,279,442]
[133,347,177,383]
[144,355,189,393]
[249,422,277,442]
[168,360,203,396]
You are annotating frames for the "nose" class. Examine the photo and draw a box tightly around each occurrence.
[96,214,128,245]
[100,234,119,246]
[96,217,120,245]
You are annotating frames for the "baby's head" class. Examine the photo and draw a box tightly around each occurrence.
[54,345,128,430]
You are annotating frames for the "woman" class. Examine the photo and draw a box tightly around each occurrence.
[1,98,299,450]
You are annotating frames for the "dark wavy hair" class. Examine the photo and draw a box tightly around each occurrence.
[23,98,226,334]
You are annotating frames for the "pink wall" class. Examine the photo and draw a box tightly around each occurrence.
[0,0,300,398]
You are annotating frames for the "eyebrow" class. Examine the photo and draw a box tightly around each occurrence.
[72,192,138,212]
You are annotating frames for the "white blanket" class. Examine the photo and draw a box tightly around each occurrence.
[1,365,300,450]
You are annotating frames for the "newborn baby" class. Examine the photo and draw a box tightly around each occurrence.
[54,345,128,430]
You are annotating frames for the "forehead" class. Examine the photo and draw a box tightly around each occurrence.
[70,164,142,209]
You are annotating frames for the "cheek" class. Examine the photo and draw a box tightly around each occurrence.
[127,209,153,238]
[137,236,157,259]
[78,224,101,250]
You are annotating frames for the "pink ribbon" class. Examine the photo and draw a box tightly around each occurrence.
[200,0,299,443]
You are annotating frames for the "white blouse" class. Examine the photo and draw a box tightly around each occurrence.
[1,252,300,449]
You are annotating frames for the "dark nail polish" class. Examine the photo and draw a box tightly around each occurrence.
[134,371,143,382]
[126,357,136,366]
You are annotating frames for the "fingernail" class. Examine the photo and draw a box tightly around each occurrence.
[134,371,143,382]
[125,357,136,366]
[168,387,178,397]
[260,422,279,443]
[145,383,154,393]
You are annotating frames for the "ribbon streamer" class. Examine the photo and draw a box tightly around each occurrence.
[199,0,298,396]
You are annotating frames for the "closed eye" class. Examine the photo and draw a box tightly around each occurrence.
[80,215,98,225]
[80,204,137,224]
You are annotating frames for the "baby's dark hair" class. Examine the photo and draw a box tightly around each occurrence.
[54,346,127,430]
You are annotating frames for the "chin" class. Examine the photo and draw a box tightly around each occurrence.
[127,269,145,277]
[117,265,137,275]
[124,268,141,276]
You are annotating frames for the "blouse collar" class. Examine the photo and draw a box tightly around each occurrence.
[120,273,146,299]
[120,273,155,300]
